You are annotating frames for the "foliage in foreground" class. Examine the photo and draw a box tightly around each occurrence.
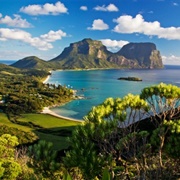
[63,83,180,179]
[0,125,38,144]
[0,83,179,180]
[0,134,22,179]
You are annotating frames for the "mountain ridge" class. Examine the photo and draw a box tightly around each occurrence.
[11,38,164,70]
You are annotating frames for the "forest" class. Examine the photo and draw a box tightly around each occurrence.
[0,66,180,179]
[0,68,74,117]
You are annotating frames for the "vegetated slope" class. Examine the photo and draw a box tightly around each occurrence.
[11,56,53,69]
[49,38,115,69]
[0,63,21,75]
[11,39,164,70]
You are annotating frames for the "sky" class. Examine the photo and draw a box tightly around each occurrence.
[0,0,180,65]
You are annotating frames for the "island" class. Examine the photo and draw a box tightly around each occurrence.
[117,76,142,81]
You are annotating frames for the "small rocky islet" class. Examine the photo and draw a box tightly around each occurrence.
[117,77,142,81]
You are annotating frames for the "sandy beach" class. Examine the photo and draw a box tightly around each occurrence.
[43,75,50,84]
[42,71,83,122]
[41,107,83,122]
[43,72,52,84]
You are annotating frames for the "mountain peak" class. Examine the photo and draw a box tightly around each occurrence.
[117,42,163,68]
[50,39,112,69]
[12,39,163,70]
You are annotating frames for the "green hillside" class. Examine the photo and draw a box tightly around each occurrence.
[11,56,54,69]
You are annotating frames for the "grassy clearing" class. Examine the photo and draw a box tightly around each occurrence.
[0,113,32,131]
[0,113,81,150]
[18,113,80,128]
[19,113,81,150]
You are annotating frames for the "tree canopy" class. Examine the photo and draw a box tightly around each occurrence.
[63,83,180,179]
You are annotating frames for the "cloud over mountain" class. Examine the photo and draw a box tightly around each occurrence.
[100,39,129,51]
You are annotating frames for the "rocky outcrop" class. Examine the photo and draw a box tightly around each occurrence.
[107,55,140,68]
[117,42,163,69]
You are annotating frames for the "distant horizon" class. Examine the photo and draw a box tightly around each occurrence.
[0,59,180,66]
[0,0,180,65]
[0,37,180,65]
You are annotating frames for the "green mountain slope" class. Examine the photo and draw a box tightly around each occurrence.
[11,56,53,69]
[0,63,21,75]
[49,38,115,69]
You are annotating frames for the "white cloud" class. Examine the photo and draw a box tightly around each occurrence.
[87,19,109,30]
[40,30,66,42]
[80,6,88,11]
[0,49,32,60]
[173,2,178,6]
[94,4,119,12]
[162,55,180,65]
[20,1,68,15]
[0,14,32,28]
[113,14,180,40]
[0,28,67,50]
[100,39,129,51]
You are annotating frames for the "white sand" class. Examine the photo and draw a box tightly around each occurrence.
[41,107,83,122]
[43,74,51,84]
[42,71,82,122]
[43,71,52,84]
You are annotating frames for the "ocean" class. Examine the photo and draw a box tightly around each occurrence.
[0,60,17,65]
[46,65,180,120]
[1,60,179,120]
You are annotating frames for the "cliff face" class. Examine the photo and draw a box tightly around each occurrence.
[50,40,163,69]
[117,42,163,68]
[107,55,140,68]
[12,39,163,70]
[50,38,114,69]
[51,38,110,60]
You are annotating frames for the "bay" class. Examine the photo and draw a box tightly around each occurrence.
[47,65,180,120]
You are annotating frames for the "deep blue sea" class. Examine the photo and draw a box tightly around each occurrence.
[46,65,180,120]
[1,60,179,120]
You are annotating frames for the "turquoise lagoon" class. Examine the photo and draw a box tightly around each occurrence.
[46,65,180,120]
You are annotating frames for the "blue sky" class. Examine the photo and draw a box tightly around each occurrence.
[0,0,180,65]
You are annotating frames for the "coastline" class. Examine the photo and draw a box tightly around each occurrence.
[41,107,83,122]
[43,71,52,84]
[42,72,83,122]
[40,66,180,122]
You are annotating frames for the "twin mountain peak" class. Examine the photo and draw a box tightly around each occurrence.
[12,38,163,70]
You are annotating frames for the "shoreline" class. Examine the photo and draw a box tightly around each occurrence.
[43,71,52,84]
[41,71,84,122]
[43,75,50,84]
[41,107,83,122]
